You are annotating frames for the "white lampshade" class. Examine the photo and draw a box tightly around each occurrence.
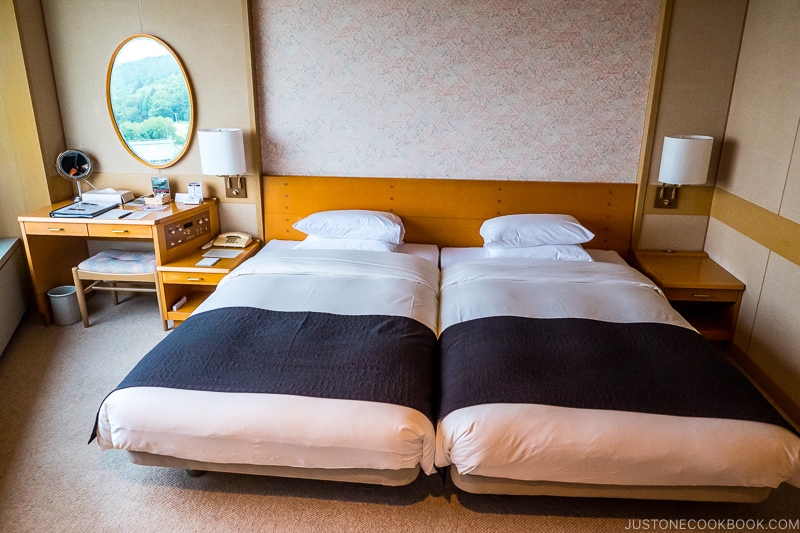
[197,128,246,176]
[658,135,713,185]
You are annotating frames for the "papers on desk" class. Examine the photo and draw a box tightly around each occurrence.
[49,201,118,218]
[95,209,130,219]
[202,249,243,259]
[94,209,151,220]
[120,211,150,220]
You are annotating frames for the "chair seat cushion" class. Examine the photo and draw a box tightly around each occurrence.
[78,250,157,274]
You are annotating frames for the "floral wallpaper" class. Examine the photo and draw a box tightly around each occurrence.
[253,0,659,182]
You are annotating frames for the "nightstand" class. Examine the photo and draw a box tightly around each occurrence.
[157,240,260,328]
[632,250,745,342]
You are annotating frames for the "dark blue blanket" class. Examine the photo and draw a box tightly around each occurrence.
[91,307,437,442]
[439,316,796,434]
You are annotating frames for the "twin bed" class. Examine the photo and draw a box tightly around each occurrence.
[92,177,800,503]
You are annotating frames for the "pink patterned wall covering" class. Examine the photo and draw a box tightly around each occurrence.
[253,0,659,182]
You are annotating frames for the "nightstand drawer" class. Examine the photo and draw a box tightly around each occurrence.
[160,271,226,286]
[662,288,741,302]
[24,222,88,236]
[88,224,153,239]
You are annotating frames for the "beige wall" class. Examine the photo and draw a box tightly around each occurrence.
[0,0,69,239]
[705,0,800,409]
[636,0,746,251]
[40,0,262,237]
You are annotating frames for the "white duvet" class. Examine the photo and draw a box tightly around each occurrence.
[97,250,440,475]
[435,257,800,489]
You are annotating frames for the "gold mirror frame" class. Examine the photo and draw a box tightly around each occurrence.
[106,34,194,169]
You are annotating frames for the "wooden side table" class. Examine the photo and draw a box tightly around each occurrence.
[157,240,260,328]
[632,250,745,342]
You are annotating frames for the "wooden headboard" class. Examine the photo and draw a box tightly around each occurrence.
[262,175,636,257]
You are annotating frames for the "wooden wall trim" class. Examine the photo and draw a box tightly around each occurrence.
[711,187,800,267]
[263,176,636,256]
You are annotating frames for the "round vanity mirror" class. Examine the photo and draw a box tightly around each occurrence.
[107,34,194,168]
[56,149,93,181]
[55,149,93,201]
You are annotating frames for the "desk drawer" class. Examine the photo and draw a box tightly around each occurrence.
[24,221,88,236]
[88,224,152,239]
[161,271,226,286]
[662,288,741,302]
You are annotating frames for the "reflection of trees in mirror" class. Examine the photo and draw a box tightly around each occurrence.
[110,55,189,163]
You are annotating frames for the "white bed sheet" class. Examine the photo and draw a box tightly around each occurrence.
[97,250,440,475]
[435,257,800,489]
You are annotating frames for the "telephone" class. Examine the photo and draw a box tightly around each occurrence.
[212,232,252,248]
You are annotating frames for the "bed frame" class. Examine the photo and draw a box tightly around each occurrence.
[259,176,775,501]
[262,175,636,258]
[126,452,419,486]
[255,175,771,501]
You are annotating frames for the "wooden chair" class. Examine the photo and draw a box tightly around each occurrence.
[71,249,167,330]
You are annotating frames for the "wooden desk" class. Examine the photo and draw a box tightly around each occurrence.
[632,250,745,342]
[18,200,219,325]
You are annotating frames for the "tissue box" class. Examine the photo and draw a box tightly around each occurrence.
[81,189,134,205]
[144,193,171,205]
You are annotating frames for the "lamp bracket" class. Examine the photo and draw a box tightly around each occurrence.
[225,175,247,198]
[654,183,680,209]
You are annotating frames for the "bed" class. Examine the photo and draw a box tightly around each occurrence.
[435,244,800,502]
[93,210,442,486]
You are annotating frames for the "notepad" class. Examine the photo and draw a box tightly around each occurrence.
[195,257,220,267]
[203,249,242,259]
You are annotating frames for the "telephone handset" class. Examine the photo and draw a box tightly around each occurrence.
[212,232,252,248]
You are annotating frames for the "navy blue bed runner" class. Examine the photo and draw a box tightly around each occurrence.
[439,316,796,434]
[90,307,437,442]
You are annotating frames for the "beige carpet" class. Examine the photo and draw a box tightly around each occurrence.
[1,293,799,532]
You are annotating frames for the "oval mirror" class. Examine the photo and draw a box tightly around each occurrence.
[106,34,194,168]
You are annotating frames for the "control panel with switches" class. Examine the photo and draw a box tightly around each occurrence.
[163,209,212,248]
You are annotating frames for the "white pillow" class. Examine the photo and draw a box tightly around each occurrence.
[292,210,405,244]
[480,214,594,247]
[293,235,398,252]
[484,243,594,262]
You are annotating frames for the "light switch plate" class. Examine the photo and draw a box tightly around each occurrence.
[225,176,247,198]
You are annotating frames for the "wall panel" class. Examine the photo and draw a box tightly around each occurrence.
[0,0,54,238]
[254,0,659,181]
[40,0,259,215]
[704,218,769,351]
[747,253,800,407]
[715,0,800,212]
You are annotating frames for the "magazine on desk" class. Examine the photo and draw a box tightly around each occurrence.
[49,201,119,218]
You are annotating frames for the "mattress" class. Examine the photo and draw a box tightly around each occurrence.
[95,249,440,476]
[435,255,800,490]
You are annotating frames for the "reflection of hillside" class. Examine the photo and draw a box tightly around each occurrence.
[109,56,191,126]
[112,56,180,92]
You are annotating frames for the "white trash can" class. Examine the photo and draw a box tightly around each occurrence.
[47,285,82,326]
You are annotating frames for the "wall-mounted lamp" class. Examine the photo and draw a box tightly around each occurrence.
[655,135,713,208]
[198,128,247,198]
